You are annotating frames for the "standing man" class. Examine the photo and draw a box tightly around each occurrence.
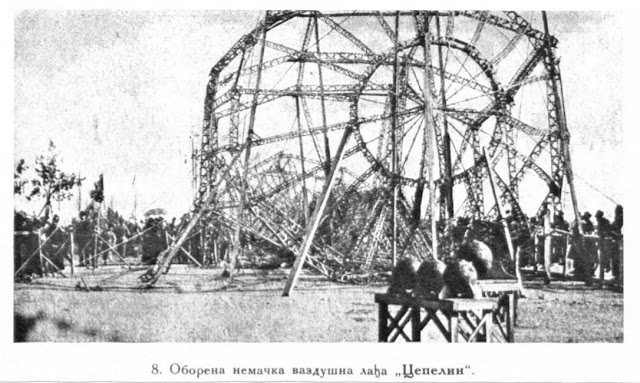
[103,224,117,265]
[74,211,92,267]
[610,205,623,283]
[553,210,569,265]
[113,218,130,260]
[579,212,597,278]
[594,210,611,282]
[43,214,65,272]
[568,218,591,284]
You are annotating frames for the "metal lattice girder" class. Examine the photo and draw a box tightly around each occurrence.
[490,25,524,65]
[260,39,367,80]
[206,104,421,160]
[375,12,396,42]
[350,197,385,258]
[452,128,472,172]
[459,11,557,45]
[397,197,432,257]
[225,54,491,95]
[543,56,565,211]
[317,14,376,56]
[470,11,488,44]
[217,177,348,268]
[470,128,485,219]
[364,206,389,270]
[503,118,518,200]
[485,164,528,223]
[190,11,578,292]
[376,95,392,168]
[352,35,501,184]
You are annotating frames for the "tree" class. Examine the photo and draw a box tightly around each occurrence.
[89,173,104,203]
[23,140,83,220]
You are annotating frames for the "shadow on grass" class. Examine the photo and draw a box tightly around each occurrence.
[14,282,78,293]
[14,310,123,342]
[14,311,45,342]
[524,280,623,295]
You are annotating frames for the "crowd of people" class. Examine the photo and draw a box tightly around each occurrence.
[15,210,144,275]
[434,203,624,285]
[14,208,237,278]
[14,202,624,285]
[504,204,623,284]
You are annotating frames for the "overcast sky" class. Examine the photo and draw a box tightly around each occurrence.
[13,10,623,221]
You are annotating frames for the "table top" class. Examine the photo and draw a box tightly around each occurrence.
[477,279,520,293]
[375,293,498,311]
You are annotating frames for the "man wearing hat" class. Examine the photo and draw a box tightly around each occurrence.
[580,211,594,233]
[580,212,597,279]
[595,210,612,281]
[552,210,569,266]
[610,205,623,282]
[74,211,93,267]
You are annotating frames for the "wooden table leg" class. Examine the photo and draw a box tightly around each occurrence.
[507,293,515,342]
[450,312,459,343]
[411,307,421,342]
[485,310,493,343]
[378,302,388,342]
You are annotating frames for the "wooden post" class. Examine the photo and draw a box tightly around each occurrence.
[378,302,388,342]
[411,307,421,342]
[212,234,218,266]
[200,227,206,264]
[562,234,568,278]
[507,293,516,342]
[94,202,101,269]
[514,246,524,292]
[619,239,624,287]
[38,233,45,276]
[598,236,605,284]
[543,208,552,284]
[483,147,515,260]
[450,312,459,343]
[534,232,541,271]
[69,232,75,275]
[485,310,493,343]
[283,125,354,296]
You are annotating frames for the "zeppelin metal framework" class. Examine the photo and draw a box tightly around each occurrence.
[142,11,580,293]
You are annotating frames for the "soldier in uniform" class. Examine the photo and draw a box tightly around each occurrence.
[610,205,623,282]
[594,210,612,278]
[142,217,168,265]
[568,218,591,284]
[103,224,117,265]
[113,218,130,260]
[579,211,597,277]
[74,211,93,267]
[43,214,65,272]
[553,210,569,265]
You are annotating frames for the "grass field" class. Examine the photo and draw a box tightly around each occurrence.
[14,265,623,342]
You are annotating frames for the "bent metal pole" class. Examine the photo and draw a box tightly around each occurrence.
[283,123,355,296]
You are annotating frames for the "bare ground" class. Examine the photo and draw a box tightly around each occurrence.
[13,265,623,342]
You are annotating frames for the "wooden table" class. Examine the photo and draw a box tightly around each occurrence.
[375,294,505,343]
